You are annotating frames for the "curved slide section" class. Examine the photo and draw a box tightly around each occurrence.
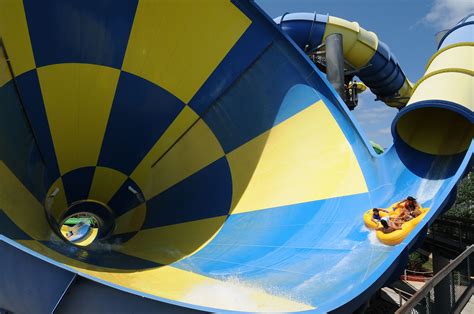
[393,14,474,156]
[275,12,413,108]
[0,1,472,313]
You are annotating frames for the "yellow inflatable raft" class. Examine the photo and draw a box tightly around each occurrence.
[376,207,429,245]
[363,203,400,229]
[363,204,430,245]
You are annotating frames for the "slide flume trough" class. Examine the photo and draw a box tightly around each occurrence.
[0,1,472,313]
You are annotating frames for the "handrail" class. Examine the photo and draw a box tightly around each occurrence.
[436,216,474,225]
[395,245,473,314]
[392,287,414,297]
[405,269,433,275]
[391,287,414,307]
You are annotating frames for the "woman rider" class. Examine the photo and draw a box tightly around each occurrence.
[377,216,403,233]
[395,196,421,221]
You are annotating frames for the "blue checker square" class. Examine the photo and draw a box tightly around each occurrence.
[98,71,185,174]
[24,0,138,68]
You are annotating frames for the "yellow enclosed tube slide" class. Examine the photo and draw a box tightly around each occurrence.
[278,13,414,108]
[323,16,414,108]
[395,41,473,155]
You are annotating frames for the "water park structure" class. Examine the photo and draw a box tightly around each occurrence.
[0,1,472,313]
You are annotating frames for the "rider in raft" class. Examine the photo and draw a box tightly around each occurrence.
[372,197,422,233]
[393,196,422,221]
[371,208,404,233]
[370,208,389,225]
[377,216,403,233]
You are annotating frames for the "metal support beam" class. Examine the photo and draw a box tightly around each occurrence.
[0,239,76,313]
[433,247,453,314]
[325,33,346,103]
[396,245,473,314]
[52,274,77,313]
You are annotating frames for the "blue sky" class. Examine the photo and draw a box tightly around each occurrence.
[256,0,473,148]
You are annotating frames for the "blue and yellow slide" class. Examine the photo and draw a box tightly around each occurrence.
[0,1,472,313]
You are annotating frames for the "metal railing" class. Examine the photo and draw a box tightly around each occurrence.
[395,245,473,314]
[428,217,474,249]
[392,287,415,307]
[402,269,434,279]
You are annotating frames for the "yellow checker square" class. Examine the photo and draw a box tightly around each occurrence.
[89,166,129,204]
[133,118,225,201]
[114,203,147,235]
[0,0,36,76]
[122,0,251,103]
[45,178,68,221]
[117,215,226,264]
[130,105,199,200]
[17,239,313,312]
[37,64,121,175]
[0,162,51,241]
[228,100,368,215]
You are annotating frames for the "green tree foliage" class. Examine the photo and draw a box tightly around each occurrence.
[444,171,473,220]
[370,141,384,155]
[407,251,429,271]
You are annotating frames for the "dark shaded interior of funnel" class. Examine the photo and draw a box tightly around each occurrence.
[395,106,473,156]
[0,28,335,270]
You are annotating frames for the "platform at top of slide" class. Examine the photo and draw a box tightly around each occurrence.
[0,1,472,313]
